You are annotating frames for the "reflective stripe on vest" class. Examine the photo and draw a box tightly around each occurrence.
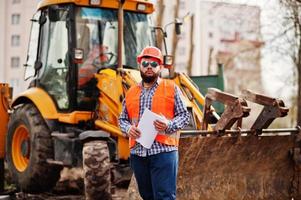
[125,79,180,148]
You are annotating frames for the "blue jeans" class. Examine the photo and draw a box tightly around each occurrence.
[130,151,178,200]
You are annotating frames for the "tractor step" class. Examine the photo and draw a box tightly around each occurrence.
[51,132,82,167]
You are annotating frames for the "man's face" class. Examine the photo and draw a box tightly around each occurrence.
[139,57,162,83]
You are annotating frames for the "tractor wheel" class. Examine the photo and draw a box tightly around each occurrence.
[83,140,111,200]
[5,103,62,193]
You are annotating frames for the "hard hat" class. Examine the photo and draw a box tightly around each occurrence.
[137,46,163,64]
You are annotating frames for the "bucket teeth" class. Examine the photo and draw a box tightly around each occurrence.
[241,89,289,133]
[202,88,289,135]
[202,88,250,134]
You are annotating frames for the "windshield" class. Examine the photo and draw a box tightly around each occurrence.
[75,7,154,110]
[75,7,154,70]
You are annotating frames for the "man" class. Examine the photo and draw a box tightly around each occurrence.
[119,46,189,200]
[78,44,109,87]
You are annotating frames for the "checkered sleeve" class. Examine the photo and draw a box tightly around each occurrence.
[118,99,132,135]
[165,85,190,134]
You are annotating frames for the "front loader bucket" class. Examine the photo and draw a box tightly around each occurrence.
[178,134,300,200]
[175,88,300,199]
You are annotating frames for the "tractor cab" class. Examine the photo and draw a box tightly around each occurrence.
[24,1,155,112]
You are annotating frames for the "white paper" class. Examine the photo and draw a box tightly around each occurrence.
[136,108,166,149]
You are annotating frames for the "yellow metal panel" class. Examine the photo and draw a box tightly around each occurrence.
[11,87,94,124]
[118,136,130,159]
[37,0,154,14]
[176,73,206,106]
[37,0,82,10]
[101,68,117,77]
[12,87,59,119]
[95,69,124,126]
[0,84,10,158]
[95,120,123,137]
[122,0,154,13]
[123,69,142,83]
[173,74,213,131]
[58,112,93,124]
[95,120,130,159]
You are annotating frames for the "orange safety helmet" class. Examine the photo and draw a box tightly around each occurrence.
[137,46,163,65]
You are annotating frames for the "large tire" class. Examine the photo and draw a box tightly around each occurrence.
[5,103,62,193]
[83,140,111,200]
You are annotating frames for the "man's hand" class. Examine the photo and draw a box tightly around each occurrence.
[154,120,169,132]
[128,125,141,139]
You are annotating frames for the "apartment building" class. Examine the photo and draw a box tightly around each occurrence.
[196,1,263,94]
[0,0,38,96]
[0,1,5,83]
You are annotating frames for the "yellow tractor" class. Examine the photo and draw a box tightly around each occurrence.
[0,0,300,199]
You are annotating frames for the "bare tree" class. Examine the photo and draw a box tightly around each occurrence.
[171,0,180,58]
[275,0,301,125]
[170,0,180,76]
[187,14,194,76]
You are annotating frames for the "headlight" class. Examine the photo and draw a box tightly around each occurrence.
[90,0,101,5]
[137,3,146,11]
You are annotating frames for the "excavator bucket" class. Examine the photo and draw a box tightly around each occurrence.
[177,88,301,200]
[178,133,300,200]
[128,133,301,200]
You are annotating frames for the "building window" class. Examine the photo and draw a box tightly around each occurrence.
[11,35,20,46]
[12,0,21,4]
[11,57,20,68]
[11,14,20,25]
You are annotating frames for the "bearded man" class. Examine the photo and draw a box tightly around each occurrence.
[119,46,189,200]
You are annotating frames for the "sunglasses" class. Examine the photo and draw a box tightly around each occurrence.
[141,60,159,68]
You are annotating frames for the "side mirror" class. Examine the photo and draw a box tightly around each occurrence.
[74,48,84,64]
[175,19,183,35]
[163,55,173,68]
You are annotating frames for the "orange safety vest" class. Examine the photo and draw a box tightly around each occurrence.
[125,79,180,148]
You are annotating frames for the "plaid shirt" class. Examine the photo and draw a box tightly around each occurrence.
[119,78,190,157]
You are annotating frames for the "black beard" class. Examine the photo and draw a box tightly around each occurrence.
[140,71,158,83]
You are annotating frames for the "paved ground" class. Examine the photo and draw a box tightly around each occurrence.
[0,188,128,200]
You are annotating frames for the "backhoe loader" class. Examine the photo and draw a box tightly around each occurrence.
[0,0,300,199]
